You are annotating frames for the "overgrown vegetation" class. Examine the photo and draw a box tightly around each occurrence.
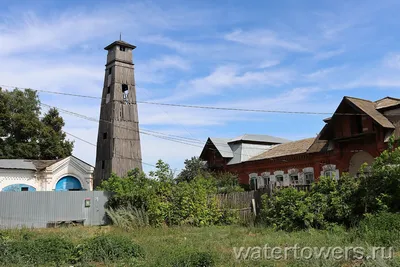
[99,159,241,227]
[0,231,143,266]
[261,135,400,231]
[1,222,399,266]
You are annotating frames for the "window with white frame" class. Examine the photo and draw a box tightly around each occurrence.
[261,173,270,187]
[275,175,284,182]
[289,173,299,184]
[304,172,314,184]
[250,177,257,190]
[324,170,335,179]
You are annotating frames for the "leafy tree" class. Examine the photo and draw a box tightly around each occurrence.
[358,135,400,213]
[176,157,208,183]
[0,88,73,159]
[39,108,73,159]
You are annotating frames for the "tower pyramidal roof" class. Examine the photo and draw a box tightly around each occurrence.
[104,40,136,50]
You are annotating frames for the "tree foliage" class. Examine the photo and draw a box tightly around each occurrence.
[0,88,73,159]
[100,160,236,227]
[261,135,400,231]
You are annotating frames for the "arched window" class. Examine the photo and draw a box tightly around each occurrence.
[2,184,36,192]
[55,176,83,191]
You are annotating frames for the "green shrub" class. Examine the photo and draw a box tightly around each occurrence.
[261,187,309,231]
[357,212,400,246]
[171,251,215,267]
[80,234,144,263]
[0,236,75,266]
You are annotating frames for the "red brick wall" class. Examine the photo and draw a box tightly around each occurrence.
[226,127,387,185]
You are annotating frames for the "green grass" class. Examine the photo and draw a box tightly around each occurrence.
[0,225,399,266]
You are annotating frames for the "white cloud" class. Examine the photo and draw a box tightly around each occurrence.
[314,48,345,60]
[259,60,280,69]
[160,65,295,101]
[224,29,309,52]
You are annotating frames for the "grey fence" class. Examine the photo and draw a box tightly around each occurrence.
[0,191,111,229]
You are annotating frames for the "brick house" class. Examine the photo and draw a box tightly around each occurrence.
[199,96,400,189]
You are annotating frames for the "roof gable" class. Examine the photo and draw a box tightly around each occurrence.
[345,97,394,129]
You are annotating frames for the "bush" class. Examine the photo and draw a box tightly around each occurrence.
[357,212,400,246]
[80,234,144,263]
[0,235,75,266]
[171,251,215,267]
[261,187,309,231]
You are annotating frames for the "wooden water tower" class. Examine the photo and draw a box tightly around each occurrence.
[94,40,142,187]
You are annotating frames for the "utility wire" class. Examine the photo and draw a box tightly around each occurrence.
[0,84,387,116]
[40,103,205,149]
[63,131,156,168]
[40,103,286,155]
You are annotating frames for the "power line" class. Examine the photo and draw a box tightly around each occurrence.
[63,131,156,168]
[40,103,285,155]
[40,103,205,148]
[1,84,385,116]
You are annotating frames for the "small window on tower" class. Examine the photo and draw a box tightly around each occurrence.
[122,84,129,104]
[108,68,112,75]
[107,86,111,94]
[103,132,107,139]
[120,46,126,51]
[102,161,105,169]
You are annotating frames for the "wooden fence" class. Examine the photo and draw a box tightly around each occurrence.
[212,184,311,223]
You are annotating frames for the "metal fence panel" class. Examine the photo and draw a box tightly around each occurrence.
[0,191,110,229]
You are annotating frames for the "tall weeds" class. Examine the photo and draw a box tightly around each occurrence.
[106,205,150,229]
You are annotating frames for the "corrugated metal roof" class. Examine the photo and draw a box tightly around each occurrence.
[0,159,36,170]
[346,97,395,129]
[209,138,233,158]
[249,138,315,161]
[229,134,290,144]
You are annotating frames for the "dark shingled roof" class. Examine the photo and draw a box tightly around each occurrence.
[104,40,136,50]
[249,138,316,161]
[345,97,395,129]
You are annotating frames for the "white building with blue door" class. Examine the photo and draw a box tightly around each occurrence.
[0,156,94,192]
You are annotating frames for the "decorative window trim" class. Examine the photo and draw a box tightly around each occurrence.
[322,164,336,172]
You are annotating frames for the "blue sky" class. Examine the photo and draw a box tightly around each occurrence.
[0,0,399,173]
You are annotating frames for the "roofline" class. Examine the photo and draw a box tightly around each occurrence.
[70,155,95,168]
[375,96,400,103]
[344,96,374,103]
[104,41,136,50]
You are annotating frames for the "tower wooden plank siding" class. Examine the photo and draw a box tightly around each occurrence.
[94,40,142,187]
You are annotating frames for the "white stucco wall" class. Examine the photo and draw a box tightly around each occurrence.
[0,169,38,191]
[0,156,94,192]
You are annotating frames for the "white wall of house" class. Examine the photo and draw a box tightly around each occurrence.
[0,156,94,192]
[0,169,38,191]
